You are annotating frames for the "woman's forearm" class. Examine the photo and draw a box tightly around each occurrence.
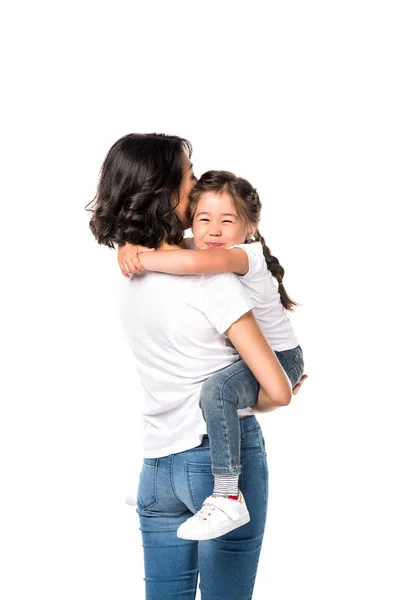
[225,311,292,410]
[252,389,288,413]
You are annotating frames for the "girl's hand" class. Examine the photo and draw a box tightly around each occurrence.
[118,243,155,277]
[292,374,308,395]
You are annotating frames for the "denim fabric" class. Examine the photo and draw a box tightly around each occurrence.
[275,345,304,388]
[136,416,268,600]
[200,346,304,475]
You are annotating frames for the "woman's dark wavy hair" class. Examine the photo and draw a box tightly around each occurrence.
[86,133,192,249]
[189,170,298,311]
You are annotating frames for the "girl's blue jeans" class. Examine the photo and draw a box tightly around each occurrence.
[136,416,268,600]
[200,345,304,476]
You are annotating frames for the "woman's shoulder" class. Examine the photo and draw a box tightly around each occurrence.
[195,271,253,306]
[193,272,254,334]
[201,270,246,289]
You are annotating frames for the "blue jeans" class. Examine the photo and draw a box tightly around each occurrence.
[136,416,268,600]
[199,345,304,476]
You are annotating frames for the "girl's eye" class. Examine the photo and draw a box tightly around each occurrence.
[199,218,209,222]
[222,220,233,224]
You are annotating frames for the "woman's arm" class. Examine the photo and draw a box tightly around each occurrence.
[225,311,292,412]
[139,248,249,276]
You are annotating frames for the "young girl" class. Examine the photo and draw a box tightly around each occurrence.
[118,170,305,541]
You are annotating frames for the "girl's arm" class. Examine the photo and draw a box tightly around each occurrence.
[225,311,292,412]
[117,239,224,277]
[139,248,249,276]
[118,243,155,277]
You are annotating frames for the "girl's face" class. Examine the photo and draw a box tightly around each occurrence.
[192,191,254,249]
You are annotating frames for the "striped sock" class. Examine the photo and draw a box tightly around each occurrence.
[213,475,239,499]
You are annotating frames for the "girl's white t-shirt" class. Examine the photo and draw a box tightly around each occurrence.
[231,242,299,352]
[119,270,254,458]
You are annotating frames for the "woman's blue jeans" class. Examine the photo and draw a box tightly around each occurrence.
[136,416,268,600]
[200,345,304,476]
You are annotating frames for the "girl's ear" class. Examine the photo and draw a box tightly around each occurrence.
[246,224,257,242]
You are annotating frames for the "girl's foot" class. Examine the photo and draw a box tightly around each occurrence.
[177,491,250,540]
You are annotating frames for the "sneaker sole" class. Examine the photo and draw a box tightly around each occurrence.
[177,513,250,541]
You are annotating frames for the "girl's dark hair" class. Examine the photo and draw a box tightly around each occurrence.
[86,133,192,249]
[189,170,298,311]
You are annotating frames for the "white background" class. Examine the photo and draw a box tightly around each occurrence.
[1,1,399,598]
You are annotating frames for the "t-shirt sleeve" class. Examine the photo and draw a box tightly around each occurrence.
[197,272,254,334]
[229,242,265,281]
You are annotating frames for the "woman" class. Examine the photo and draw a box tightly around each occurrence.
[88,133,295,599]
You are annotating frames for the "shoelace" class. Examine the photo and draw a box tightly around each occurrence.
[196,503,217,521]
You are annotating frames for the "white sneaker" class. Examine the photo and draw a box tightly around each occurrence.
[177,491,250,541]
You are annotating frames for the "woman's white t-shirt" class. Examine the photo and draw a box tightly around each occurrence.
[119,270,254,458]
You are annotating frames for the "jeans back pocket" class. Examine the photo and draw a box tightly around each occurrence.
[185,462,214,512]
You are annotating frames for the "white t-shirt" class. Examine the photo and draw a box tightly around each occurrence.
[231,242,299,352]
[119,271,254,458]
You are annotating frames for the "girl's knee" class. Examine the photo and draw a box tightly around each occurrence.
[199,381,218,413]
[200,378,237,415]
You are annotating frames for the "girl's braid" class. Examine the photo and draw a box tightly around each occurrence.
[254,230,298,311]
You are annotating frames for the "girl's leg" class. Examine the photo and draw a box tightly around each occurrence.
[177,349,303,542]
[275,345,304,388]
[198,347,303,479]
[198,417,268,600]
[199,359,259,477]
[176,361,259,541]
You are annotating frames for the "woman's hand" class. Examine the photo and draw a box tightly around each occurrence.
[118,243,155,277]
[292,374,308,395]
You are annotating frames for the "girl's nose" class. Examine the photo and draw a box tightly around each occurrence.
[209,225,222,236]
